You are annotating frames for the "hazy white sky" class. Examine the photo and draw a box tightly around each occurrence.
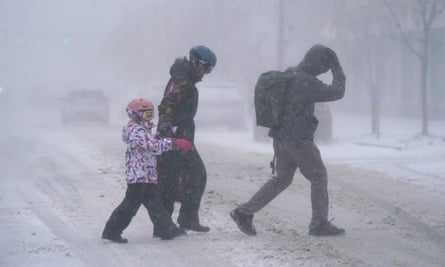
[1,0,444,123]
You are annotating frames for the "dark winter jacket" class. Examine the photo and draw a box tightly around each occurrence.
[158,57,201,142]
[268,44,346,141]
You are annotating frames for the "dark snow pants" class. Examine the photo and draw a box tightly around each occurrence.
[237,139,329,229]
[102,183,177,239]
[158,148,207,227]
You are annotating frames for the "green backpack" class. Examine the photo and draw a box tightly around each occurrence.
[254,70,301,128]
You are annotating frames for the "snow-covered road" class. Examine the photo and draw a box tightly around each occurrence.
[1,119,445,266]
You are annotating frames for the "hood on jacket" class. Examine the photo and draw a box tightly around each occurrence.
[170,57,188,77]
[298,44,331,76]
[169,57,202,83]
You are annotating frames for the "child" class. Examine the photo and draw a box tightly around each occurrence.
[102,98,193,243]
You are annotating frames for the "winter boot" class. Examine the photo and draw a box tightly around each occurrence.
[102,233,128,243]
[309,221,345,236]
[160,226,186,240]
[179,223,210,233]
[177,211,210,232]
[230,208,256,236]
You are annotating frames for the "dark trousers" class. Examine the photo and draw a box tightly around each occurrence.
[238,139,328,229]
[158,149,207,227]
[102,183,177,239]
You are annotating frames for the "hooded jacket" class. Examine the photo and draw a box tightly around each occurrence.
[122,120,174,184]
[157,57,201,142]
[268,44,346,141]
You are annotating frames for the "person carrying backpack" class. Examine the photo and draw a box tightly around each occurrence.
[156,45,217,235]
[231,44,346,236]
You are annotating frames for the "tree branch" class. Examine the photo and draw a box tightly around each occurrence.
[383,0,423,59]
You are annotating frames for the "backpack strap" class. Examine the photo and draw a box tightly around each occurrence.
[270,153,276,175]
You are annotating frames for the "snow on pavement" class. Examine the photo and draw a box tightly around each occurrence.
[1,111,445,266]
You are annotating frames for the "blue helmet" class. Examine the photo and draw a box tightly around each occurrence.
[189,45,217,74]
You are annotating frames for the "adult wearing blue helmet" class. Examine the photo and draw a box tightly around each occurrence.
[156,45,216,234]
[189,45,217,75]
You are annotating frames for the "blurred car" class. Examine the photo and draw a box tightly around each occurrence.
[253,103,332,143]
[196,82,247,130]
[61,90,110,125]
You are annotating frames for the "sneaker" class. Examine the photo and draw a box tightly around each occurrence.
[102,234,128,243]
[309,221,345,236]
[230,209,256,236]
[179,223,210,233]
[161,227,187,240]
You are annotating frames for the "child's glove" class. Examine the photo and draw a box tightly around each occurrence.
[174,139,193,151]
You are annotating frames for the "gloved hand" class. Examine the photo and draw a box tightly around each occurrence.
[157,121,173,137]
[326,47,340,69]
[174,139,193,151]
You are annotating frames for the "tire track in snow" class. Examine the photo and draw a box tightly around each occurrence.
[5,131,128,267]
[18,179,126,267]
[334,167,445,251]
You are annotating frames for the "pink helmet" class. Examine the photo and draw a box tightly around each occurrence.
[126,98,154,121]
[127,98,154,111]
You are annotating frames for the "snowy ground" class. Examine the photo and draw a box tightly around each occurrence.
[1,111,444,266]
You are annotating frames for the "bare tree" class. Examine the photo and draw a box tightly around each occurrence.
[351,3,385,138]
[383,0,445,135]
[324,1,391,138]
